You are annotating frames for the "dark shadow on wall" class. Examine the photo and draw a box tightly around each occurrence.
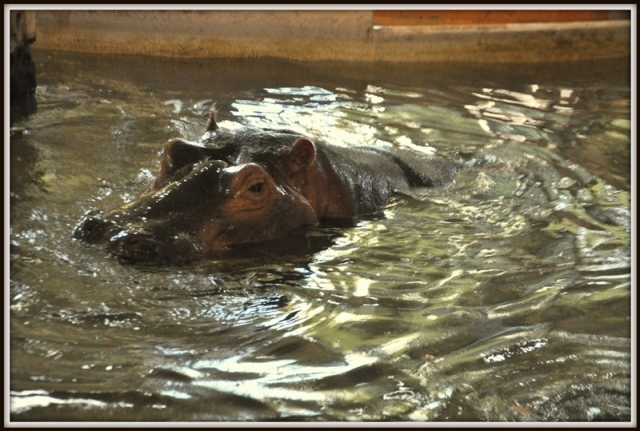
[10,10,37,124]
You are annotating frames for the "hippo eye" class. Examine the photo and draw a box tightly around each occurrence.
[248,181,265,194]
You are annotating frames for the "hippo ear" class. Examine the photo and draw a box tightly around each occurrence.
[289,138,316,172]
[204,106,218,132]
[154,139,210,189]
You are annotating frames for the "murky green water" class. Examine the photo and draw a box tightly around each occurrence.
[9,49,632,422]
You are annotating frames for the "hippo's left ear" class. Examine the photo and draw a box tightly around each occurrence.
[288,139,316,172]
[204,106,218,132]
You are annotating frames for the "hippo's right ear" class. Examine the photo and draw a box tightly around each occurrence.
[288,139,316,172]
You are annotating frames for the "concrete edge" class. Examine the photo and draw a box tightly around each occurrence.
[369,20,631,63]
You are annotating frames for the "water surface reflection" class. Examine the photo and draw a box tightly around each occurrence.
[9,51,631,422]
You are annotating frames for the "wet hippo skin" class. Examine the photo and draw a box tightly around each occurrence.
[74,109,461,263]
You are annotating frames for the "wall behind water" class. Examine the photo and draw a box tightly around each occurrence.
[27,9,633,62]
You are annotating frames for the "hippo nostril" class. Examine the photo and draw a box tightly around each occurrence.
[109,230,159,262]
[73,211,114,242]
[121,232,143,246]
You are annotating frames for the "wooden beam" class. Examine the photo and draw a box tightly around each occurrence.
[373,10,629,26]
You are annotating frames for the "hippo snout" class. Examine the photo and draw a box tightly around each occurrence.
[107,229,201,264]
[75,209,203,264]
[74,211,158,262]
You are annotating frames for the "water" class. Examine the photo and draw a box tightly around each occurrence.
[8,49,633,422]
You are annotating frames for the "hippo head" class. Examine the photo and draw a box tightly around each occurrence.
[74,115,320,264]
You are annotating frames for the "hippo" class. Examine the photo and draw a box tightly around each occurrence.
[74,109,461,264]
